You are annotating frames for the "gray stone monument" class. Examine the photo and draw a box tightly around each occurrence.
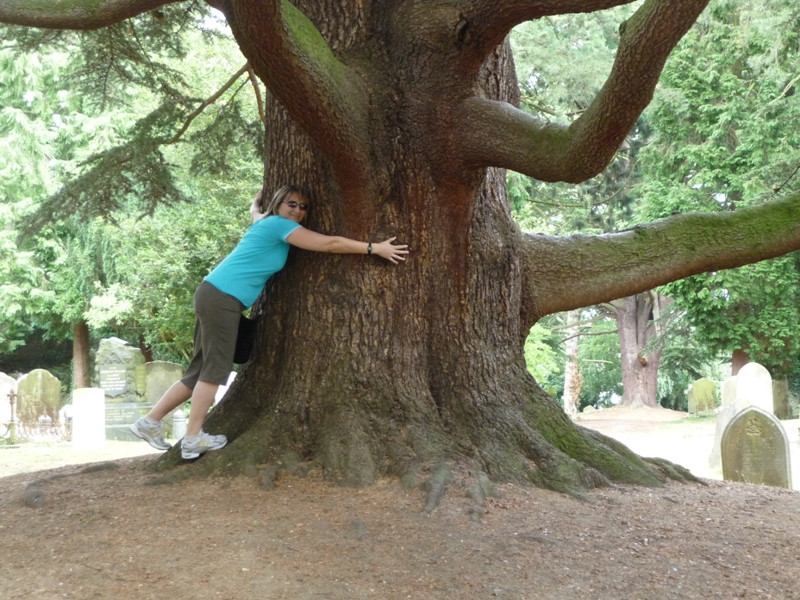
[687,378,717,415]
[772,379,792,420]
[711,363,775,470]
[721,406,791,489]
[96,337,146,403]
[0,372,15,427]
[96,337,146,440]
[145,361,183,404]
[709,376,738,469]
[16,369,62,424]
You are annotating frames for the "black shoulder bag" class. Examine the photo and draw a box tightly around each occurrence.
[234,314,259,364]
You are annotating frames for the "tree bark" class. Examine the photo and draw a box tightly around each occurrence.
[613,294,665,408]
[72,320,91,389]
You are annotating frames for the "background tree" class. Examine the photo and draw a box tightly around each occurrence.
[4,0,800,498]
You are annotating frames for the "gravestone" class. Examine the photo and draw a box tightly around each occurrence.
[711,362,774,470]
[145,361,183,405]
[687,378,717,415]
[96,337,146,403]
[96,338,146,440]
[72,388,106,449]
[16,369,62,424]
[721,406,791,489]
[734,362,773,414]
[772,379,792,420]
[709,376,739,469]
[0,372,15,426]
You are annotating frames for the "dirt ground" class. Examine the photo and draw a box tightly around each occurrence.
[1,407,800,600]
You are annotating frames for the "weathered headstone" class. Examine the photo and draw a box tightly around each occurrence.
[734,362,773,414]
[0,372,15,427]
[709,376,738,469]
[721,406,791,489]
[145,361,183,405]
[772,379,792,420]
[687,378,717,415]
[72,387,106,450]
[16,369,62,424]
[96,338,147,440]
[96,337,146,403]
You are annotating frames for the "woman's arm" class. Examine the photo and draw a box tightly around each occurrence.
[286,227,409,264]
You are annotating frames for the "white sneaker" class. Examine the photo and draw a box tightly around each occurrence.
[181,430,227,460]
[129,418,171,451]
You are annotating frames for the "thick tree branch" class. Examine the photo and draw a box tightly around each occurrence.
[0,0,181,30]
[455,0,709,183]
[519,192,800,322]
[224,0,370,192]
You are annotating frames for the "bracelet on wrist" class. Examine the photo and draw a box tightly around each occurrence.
[367,242,372,255]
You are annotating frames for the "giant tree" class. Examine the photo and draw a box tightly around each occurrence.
[5,0,800,497]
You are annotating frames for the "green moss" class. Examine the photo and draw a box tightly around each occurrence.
[280,0,348,86]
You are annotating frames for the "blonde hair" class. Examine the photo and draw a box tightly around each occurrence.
[261,185,309,216]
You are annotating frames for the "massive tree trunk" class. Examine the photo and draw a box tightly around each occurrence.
[612,293,668,408]
[8,0,800,495]
[157,0,720,493]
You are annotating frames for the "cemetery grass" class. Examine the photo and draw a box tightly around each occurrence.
[1,408,800,599]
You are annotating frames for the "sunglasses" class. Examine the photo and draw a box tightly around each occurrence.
[284,200,309,211]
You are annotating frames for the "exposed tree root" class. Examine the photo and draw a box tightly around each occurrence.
[20,461,120,508]
[422,464,452,514]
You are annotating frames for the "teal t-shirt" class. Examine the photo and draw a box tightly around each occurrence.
[204,215,301,308]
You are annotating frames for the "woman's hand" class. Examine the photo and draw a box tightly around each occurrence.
[372,237,409,264]
[250,190,266,223]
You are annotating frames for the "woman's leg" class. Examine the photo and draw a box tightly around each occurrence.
[185,380,219,438]
[146,381,193,421]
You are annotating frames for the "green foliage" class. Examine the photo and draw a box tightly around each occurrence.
[664,256,800,376]
[523,321,564,396]
[0,9,264,372]
[639,0,800,378]
[575,314,622,409]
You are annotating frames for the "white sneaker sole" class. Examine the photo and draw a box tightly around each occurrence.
[181,440,227,460]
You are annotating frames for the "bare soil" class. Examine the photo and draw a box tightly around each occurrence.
[2,407,800,600]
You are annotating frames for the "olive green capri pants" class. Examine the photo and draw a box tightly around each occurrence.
[180,280,245,389]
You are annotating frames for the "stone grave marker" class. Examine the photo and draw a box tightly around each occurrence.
[0,372,15,427]
[143,360,184,438]
[16,369,62,424]
[687,378,717,415]
[96,337,146,440]
[96,337,145,403]
[72,388,106,449]
[145,361,183,405]
[721,406,791,489]
[709,376,738,469]
[772,379,792,420]
[734,362,773,414]
[711,362,775,470]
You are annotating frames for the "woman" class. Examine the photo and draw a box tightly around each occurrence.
[130,185,408,459]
